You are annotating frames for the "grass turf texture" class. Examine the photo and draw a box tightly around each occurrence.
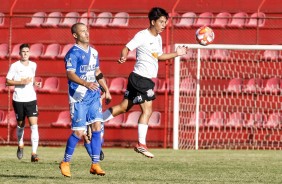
[0,146,281,184]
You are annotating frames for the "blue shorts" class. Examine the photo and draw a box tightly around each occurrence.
[70,97,103,131]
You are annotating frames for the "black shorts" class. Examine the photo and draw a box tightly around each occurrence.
[12,100,38,121]
[124,72,156,104]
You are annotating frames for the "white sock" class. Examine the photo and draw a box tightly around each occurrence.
[17,126,24,146]
[102,109,114,122]
[30,124,39,154]
[138,123,148,145]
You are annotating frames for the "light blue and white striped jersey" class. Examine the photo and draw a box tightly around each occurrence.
[64,44,101,103]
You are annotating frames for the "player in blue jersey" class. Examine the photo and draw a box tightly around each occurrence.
[59,23,111,177]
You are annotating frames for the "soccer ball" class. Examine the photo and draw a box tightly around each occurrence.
[195,26,215,46]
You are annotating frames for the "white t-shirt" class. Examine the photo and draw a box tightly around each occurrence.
[126,29,163,78]
[6,60,37,102]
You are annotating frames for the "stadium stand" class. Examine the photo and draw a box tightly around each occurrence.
[0,76,6,92]
[189,111,206,127]
[211,12,232,28]
[91,12,112,27]
[247,112,267,128]
[57,44,73,59]
[29,43,44,59]
[0,111,17,127]
[34,76,43,91]
[41,12,63,27]
[79,12,96,26]
[180,78,196,94]
[51,110,71,128]
[243,78,263,93]
[212,49,230,60]
[0,12,4,27]
[0,43,8,59]
[207,111,226,128]
[193,12,213,27]
[105,113,125,128]
[245,12,266,28]
[262,50,279,61]
[174,12,196,28]
[266,113,281,128]
[148,111,161,127]
[226,112,245,127]
[108,77,127,94]
[38,77,60,93]
[108,12,129,27]
[122,111,141,128]
[226,78,243,93]
[40,43,61,60]
[263,77,280,93]
[151,78,160,92]
[58,11,80,27]
[227,12,248,28]
[25,12,46,27]
[10,44,21,59]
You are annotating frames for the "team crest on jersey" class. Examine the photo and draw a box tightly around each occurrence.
[67,58,72,67]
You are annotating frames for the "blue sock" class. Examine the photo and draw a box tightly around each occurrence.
[63,133,80,162]
[84,142,92,158]
[91,131,101,163]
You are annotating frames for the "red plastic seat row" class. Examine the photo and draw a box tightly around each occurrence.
[25,11,129,28]
[188,111,282,128]
[173,12,266,28]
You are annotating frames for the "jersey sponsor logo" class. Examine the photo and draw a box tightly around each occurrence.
[152,52,158,59]
[133,95,142,103]
[80,75,96,82]
[80,64,96,73]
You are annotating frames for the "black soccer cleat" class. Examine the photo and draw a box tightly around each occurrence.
[17,146,24,160]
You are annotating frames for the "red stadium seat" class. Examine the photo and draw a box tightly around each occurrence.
[40,43,61,60]
[174,12,196,28]
[189,111,206,127]
[148,111,161,127]
[105,114,125,128]
[127,49,136,60]
[0,43,8,59]
[33,76,43,91]
[157,79,166,94]
[109,77,127,94]
[211,12,231,28]
[212,49,230,60]
[0,110,4,123]
[91,12,112,27]
[41,12,63,27]
[122,111,141,128]
[243,78,262,93]
[226,112,245,127]
[193,12,213,27]
[151,78,159,92]
[207,111,226,128]
[51,111,71,128]
[29,43,44,59]
[262,50,279,61]
[199,49,211,60]
[247,112,267,128]
[0,111,17,127]
[58,12,80,27]
[0,76,6,92]
[0,12,5,27]
[108,12,129,27]
[25,12,46,27]
[227,78,243,93]
[38,77,59,93]
[227,12,248,28]
[79,12,96,26]
[57,44,73,59]
[245,12,266,28]
[10,44,21,59]
[266,113,281,128]
[263,77,280,94]
[180,78,196,94]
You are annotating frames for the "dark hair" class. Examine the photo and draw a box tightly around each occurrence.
[19,43,30,52]
[148,7,169,22]
[71,22,85,34]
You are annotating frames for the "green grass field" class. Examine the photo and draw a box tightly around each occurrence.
[0,146,281,184]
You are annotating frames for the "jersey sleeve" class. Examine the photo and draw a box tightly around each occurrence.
[65,52,77,72]
[6,63,16,80]
[126,31,144,51]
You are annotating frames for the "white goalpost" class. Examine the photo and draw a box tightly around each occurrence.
[173,44,282,150]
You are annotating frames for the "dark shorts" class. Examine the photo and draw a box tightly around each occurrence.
[124,72,156,104]
[12,100,38,121]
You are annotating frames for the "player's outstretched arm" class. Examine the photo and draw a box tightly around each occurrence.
[158,46,188,61]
